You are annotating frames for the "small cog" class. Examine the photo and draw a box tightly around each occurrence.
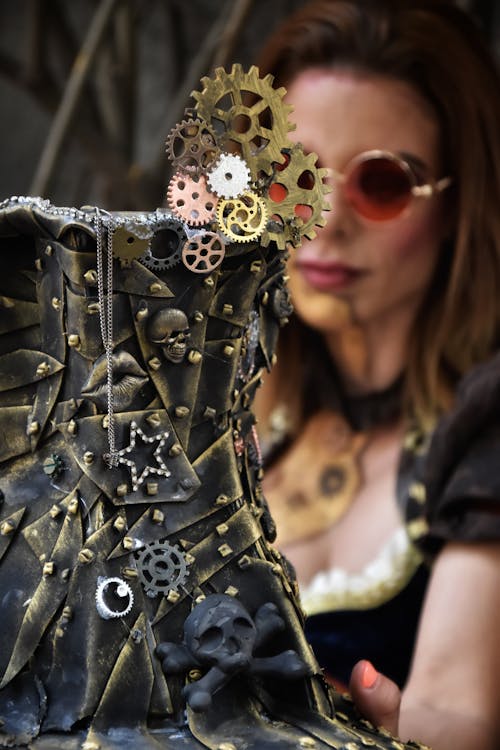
[139,216,187,271]
[167,173,218,226]
[207,153,251,198]
[95,576,134,620]
[165,117,219,175]
[216,192,268,243]
[181,231,226,273]
[136,540,189,598]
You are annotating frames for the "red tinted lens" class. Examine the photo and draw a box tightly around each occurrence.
[344,157,413,220]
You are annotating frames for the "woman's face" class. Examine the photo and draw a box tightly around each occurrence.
[284,69,449,336]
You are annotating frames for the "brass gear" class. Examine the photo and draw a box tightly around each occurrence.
[191,63,294,181]
[166,172,218,226]
[216,192,268,243]
[181,231,226,273]
[261,145,331,250]
[165,117,219,175]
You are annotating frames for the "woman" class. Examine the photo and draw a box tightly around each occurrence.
[255,1,500,747]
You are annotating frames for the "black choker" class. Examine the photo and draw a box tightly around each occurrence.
[338,375,404,432]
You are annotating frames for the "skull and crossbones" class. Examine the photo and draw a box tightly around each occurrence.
[155,593,310,712]
[147,308,191,363]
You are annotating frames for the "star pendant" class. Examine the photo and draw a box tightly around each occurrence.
[116,421,171,492]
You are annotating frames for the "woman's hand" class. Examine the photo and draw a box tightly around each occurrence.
[349,660,401,736]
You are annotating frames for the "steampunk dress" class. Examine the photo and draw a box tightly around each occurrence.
[0,196,429,750]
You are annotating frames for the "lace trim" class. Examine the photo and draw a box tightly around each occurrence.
[300,526,424,615]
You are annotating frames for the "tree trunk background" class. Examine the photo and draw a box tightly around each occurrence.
[0,0,497,211]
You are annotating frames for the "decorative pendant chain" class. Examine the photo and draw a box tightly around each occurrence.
[95,208,118,467]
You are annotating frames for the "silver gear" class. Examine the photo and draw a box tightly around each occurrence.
[207,153,251,198]
[139,216,187,271]
[136,540,189,598]
[95,576,134,620]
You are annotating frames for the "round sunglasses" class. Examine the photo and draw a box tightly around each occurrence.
[329,149,452,221]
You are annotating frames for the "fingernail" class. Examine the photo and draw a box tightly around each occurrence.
[361,660,378,689]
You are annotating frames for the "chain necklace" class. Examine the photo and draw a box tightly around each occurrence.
[95,207,118,467]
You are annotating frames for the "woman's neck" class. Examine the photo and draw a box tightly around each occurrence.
[324,316,410,396]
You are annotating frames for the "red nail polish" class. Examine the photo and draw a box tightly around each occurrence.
[361,660,378,689]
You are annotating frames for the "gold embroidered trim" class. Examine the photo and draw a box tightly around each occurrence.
[300,527,424,615]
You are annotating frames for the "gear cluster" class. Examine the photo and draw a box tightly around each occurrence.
[154,63,330,272]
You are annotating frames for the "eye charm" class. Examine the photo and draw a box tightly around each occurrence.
[95,576,134,620]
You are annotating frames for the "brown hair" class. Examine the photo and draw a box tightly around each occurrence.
[257,0,500,430]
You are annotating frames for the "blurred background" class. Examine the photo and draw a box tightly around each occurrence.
[0,0,498,211]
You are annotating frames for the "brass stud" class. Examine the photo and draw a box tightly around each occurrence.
[78,548,95,564]
[146,482,159,496]
[68,334,80,348]
[101,415,109,429]
[223,344,234,357]
[224,585,239,597]
[148,282,162,294]
[148,356,162,371]
[203,406,217,420]
[135,304,149,321]
[174,405,190,419]
[27,420,40,435]
[87,302,100,315]
[0,520,16,535]
[122,567,138,579]
[67,497,79,514]
[83,451,94,465]
[187,349,202,364]
[203,276,215,287]
[115,484,128,498]
[146,412,161,428]
[36,361,51,377]
[261,291,269,305]
[62,606,73,620]
[122,536,135,550]
[67,419,77,436]
[188,669,203,681]
[169,443,182,457]
[215,494,229,506]
[250,260,263,273]
[51,297,61,311]
[43,561,55,576]
[50,504,62,518]
[166,589,180,603]
[113,515,127,532]
[222,303,233,316]
[45,244,53,256]
[35,258,43,271]
[151,508,165,524]
[216,523,229,536]
[218,543,232,558]
[193,310,204,323]
[83,269,98,284]
[61,568,71,581]
[299,738,317,748]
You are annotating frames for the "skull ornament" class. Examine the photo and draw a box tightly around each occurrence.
[147,308,190,363]
[184,594,257,673]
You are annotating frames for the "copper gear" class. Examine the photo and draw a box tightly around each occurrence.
[207,153,251,198]
[261,145,331,250]
[191,63,294,181]
[165,117,219,175]
[216,192,268,243]
[166,173,218,226]
[181,231,226,273]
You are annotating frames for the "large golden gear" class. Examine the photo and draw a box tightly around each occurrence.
[261,145,331,250]
[192,63,295,181]
[216,192,268,243]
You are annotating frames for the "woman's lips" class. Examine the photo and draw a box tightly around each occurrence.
[295,259,366,291]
